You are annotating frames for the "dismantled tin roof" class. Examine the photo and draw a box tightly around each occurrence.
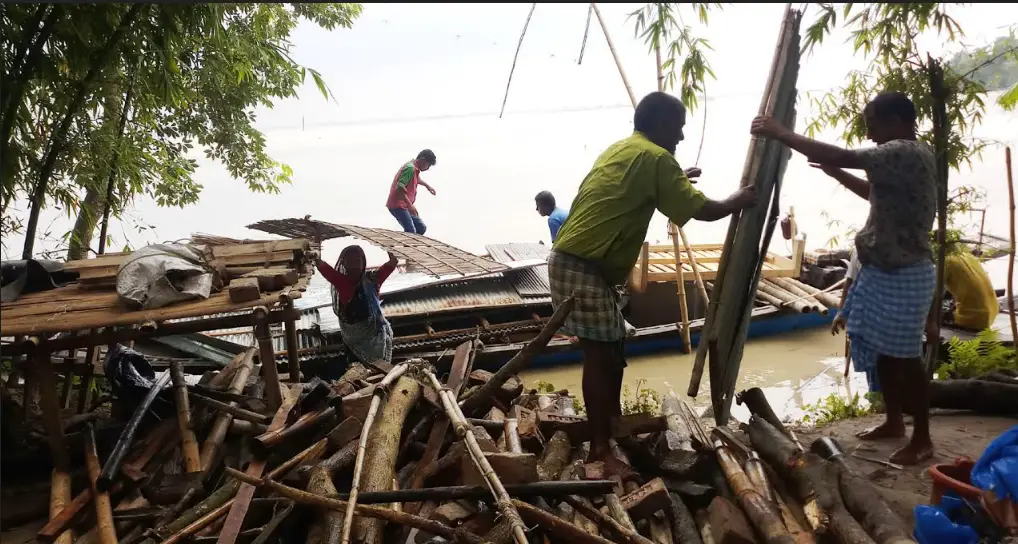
[486,243,551,298]
[247,218,508,278]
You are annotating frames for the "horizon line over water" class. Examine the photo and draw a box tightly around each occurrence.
[4,91,1016,270]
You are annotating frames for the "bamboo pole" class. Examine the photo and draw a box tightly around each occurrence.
[713,441,794,544]
[169,361,201,473]
[355,374,422,542]
[341,363,409,544]
[145,433,327,544]
[85,424,118,544]
[190,392,270,424]
[217,384,301,544]
[1006,147,1017,346]
[689,5,799,400]
[225,468,485,544]
[701,7,802,422]
[561,495,654,544]
[425,369,529,544]
[680,228,711,303]
[514,498,616,544]
[650,21,710,324]
[459,298,573,415]
[670,222,693,352]
[200,347,255,471]
[47,468,74,544]
[254,312,282,411]
[284,301,301,381]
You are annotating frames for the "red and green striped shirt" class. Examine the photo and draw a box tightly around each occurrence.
[385,160,420,210]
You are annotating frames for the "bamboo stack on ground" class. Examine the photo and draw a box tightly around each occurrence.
[688,4,804,424]
[14,330,934,544]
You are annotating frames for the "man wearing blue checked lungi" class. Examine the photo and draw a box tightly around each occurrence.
[753,92,937,466]
[550,92,758,478]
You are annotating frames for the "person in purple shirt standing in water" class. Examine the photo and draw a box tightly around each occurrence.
[535,191,569,242]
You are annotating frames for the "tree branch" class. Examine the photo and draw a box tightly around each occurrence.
[22,3,145,260]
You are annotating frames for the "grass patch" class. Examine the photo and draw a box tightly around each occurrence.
[527,378,663,417]
[800,392,880,426]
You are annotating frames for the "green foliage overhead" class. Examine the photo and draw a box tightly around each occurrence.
[627,3,723,112]
[801,4,1007,170]
[1,3,362,258]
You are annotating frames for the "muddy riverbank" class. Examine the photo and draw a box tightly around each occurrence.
[794,412,1017,526]
[524,325,862,422]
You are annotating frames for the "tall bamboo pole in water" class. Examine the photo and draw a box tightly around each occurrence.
[590,3,709,352]
[1006,147,1017,346]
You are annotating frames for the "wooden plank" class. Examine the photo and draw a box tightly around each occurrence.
[1,277,308,337]
[63,239,307,271]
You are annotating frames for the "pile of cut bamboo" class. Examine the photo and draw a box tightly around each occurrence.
[15,292,920,544]
[690,4,804,424]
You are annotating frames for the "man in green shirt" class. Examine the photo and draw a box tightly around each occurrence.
[550,92,757,476]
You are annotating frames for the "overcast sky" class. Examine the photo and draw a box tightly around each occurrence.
[5,3,1017,265]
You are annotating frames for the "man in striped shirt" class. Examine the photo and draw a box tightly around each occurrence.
[386,149,437,235]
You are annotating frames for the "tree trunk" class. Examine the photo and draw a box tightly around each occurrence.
[68,72,134,260]
[836,466,915,544]
[22,3,143,260]
[354,375,422,543]
[747,416,875,543]
[66,186,103,261]
[929,379,1018,415]
[926,57,950,376]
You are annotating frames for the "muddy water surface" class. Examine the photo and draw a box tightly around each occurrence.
[522,325,872,424]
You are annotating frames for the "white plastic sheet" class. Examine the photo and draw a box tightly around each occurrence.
[116,244,214,310]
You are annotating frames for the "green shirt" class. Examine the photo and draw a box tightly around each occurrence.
[553,131,707,284]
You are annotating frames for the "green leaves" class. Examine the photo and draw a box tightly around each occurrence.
[628,3,723,112]
[1,3,363,257]
[802,3,1000,171]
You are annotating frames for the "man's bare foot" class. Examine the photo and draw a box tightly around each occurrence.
[855,421,906,440]
[888,440,934,466]
[568,335,579,344]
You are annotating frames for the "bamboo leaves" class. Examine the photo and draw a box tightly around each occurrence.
[627,3,722,112]
[801,3,996,171]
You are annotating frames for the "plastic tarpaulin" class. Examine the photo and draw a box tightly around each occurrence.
[914,497,979,544]
[116,243,215,310]
[915,425,1018,543]
[971,425,1018,503]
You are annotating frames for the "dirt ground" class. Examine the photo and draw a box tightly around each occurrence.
[793,410,1017,526]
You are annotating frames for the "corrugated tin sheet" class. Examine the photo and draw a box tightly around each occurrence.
[485,243,551,298]
[170,305,324,354]
[504,265,550,297]
[485,242,551,264]
[381,276,524,317]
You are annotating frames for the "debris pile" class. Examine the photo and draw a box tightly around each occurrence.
[25,298,914,544]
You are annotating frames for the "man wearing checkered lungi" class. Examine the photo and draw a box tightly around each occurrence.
[753,92,938,466]
[549,92,758,477]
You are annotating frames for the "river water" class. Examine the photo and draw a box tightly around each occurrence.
[522,326,871,423]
